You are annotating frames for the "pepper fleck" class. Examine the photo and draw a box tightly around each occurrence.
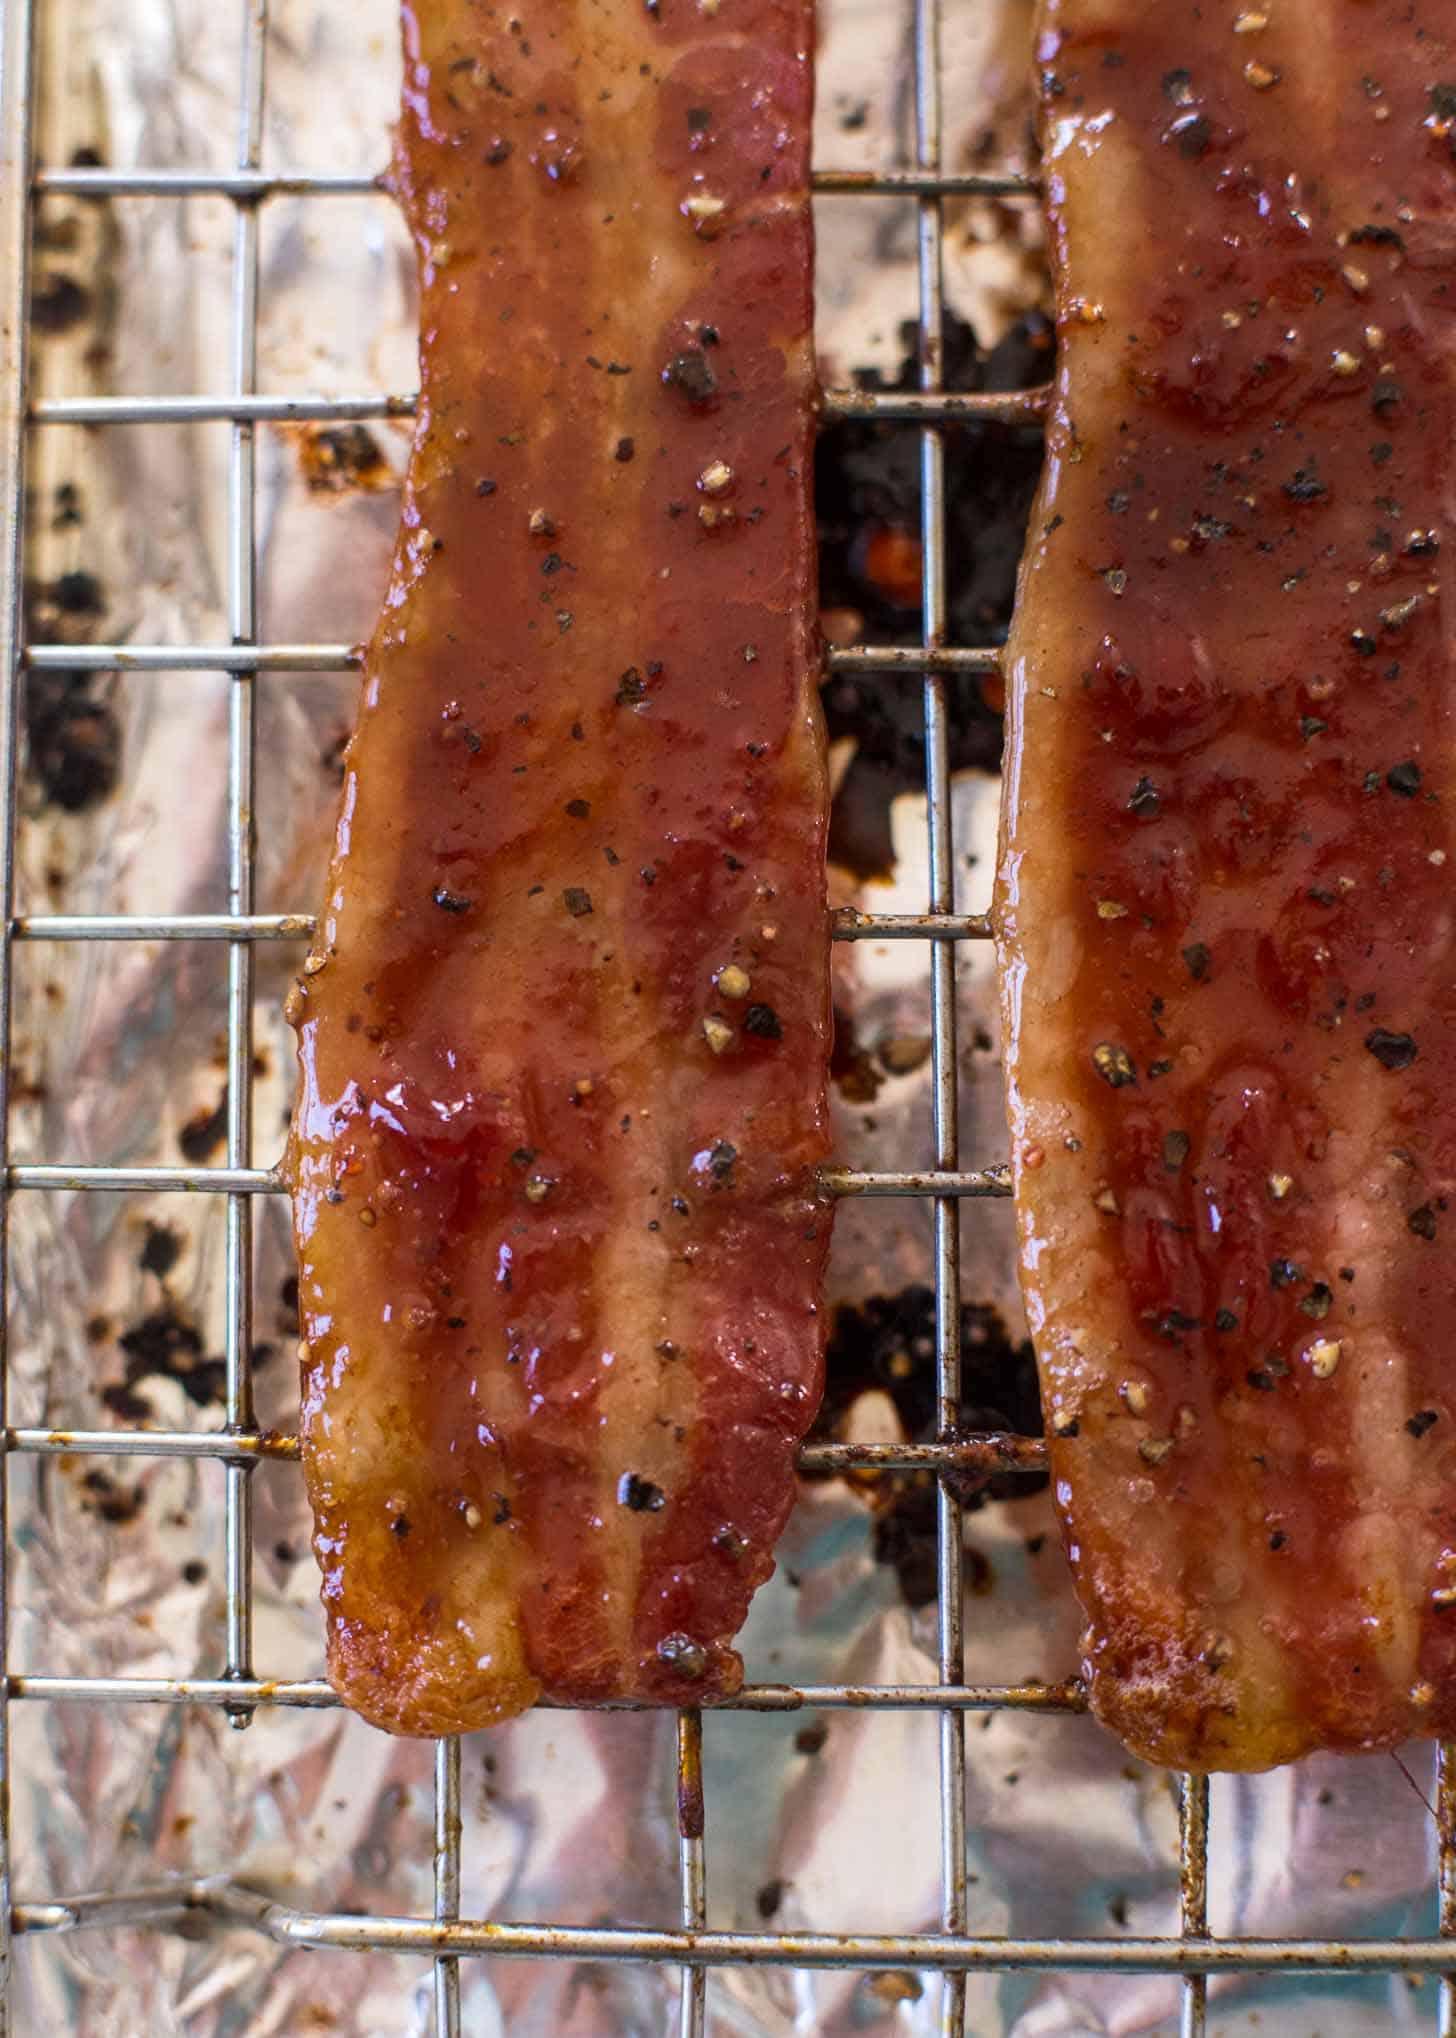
[618,1472,666,1511]
[743,1003,782,1040]
[1283,466,1328,503]
[1092,1042,1136,1088]
[563,887,594,917]
[661,349,717,402]
[657,1632,708,1678]
[1365,1027,1417,1070]
[616,667,647,705]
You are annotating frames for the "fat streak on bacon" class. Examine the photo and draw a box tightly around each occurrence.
[285,0,830,1736]
[998,0,1456,1769]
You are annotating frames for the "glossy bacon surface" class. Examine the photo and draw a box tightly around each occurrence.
[999,0,1456,1769]
[284,0,829,1736]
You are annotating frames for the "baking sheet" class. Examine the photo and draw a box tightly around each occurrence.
[8,0,1444,2031]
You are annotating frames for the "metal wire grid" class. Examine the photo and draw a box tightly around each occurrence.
[1,1,1455,2035]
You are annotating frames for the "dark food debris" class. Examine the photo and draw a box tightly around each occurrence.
[79,1467,145,1526]
[811,1288,1045,1609]
[297,423,391,495]
[1365,1027,1417,1071]
[30,272,91,334]
[817,310,1051,878]
[50,570,105,617]
[117,1302,226,1408]
[23,670,122,812]
[657,1631,708,1679]
[178,1092,228,1164]
[830,1003,883,1103]
[661,349,717,403]
[618,1471,666,1512]
[139,1222,183,1278]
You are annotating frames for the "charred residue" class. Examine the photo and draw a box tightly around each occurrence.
[818,309,1050,878]
[23,495,121,813]
[830,1003,883,1104]
[117,1302,226,1409]
[178,1092,229,1164]
[810,1286,1045,1608]
[79,1466,145,1525]
[295,423,392,496]
[138,1221,183,1278]
[24,672,122,812]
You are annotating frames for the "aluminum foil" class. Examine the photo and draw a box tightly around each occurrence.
[9,0,1443,2031]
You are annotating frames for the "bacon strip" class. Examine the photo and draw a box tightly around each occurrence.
[285,0,830,1736]
[999,0,1456,1769]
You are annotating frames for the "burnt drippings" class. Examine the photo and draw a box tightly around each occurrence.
[295,423,392,496]
[830,1002,883,1103]
[138,1221,183,1278]
[178,1092,229,1163]
[818,310,1050,877]
[809,1287,1046,1608]
[23,524,121,813]
[30,272,92,336]
[117,1303,226,1409]
[23,670,121,812]
[78,1466,145,1525]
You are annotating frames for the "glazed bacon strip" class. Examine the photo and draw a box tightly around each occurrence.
[999,0,1456,1769]
[286,0,830,1735]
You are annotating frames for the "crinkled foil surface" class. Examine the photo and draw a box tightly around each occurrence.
[9,0,1445,2031]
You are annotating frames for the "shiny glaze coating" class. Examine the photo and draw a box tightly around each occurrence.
[998,0,1456,1770]
[284,0,829,1735]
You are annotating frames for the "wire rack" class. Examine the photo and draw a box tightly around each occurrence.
[2,1,1456,2035]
